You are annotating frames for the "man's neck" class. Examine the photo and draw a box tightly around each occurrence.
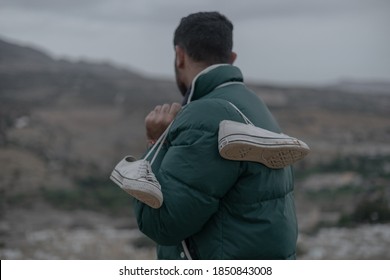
[185,61,210,88]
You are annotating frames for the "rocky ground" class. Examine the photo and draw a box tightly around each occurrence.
[1,201,390,260]
[0,202,156,260]
[298,224,390,259]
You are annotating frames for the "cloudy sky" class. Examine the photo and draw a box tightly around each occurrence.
[0,0,389,85]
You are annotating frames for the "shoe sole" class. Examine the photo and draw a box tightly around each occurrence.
[219,138,310,169]
[110,170,163,209]
[125,188,163,209]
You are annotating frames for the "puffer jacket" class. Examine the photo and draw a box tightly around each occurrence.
[133,64,298,259]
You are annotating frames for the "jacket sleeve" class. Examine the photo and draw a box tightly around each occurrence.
[133,101,241,245]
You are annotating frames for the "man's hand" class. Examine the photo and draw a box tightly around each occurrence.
[145,103,182,145]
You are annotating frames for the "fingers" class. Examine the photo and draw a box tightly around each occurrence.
[152,103,181,116]
[169,102,182,116]
[161,103,170,113]
[145,103,182,142]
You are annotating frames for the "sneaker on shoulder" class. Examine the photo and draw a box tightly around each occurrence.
[110,155,163,209]
[218,120,310,169]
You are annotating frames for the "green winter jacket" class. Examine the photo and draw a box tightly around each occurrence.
[134,64,298,259]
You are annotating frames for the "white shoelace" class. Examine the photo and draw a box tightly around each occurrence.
[144,122,173,166]
[226,101,254,126]
[142,162,158,183]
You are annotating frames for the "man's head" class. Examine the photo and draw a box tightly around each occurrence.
[173,12,237,95]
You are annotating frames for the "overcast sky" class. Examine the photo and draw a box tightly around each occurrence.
[0,0,389,85]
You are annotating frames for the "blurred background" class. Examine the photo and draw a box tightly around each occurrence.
[0,0,389,259]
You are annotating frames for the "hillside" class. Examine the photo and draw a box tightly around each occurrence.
[0,38,389,259]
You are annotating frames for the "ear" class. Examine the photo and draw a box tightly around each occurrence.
[229,51,237,64]
[175,45,186,69]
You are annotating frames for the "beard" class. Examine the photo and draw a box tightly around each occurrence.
[174,59,188,96]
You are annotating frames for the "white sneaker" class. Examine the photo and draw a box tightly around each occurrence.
[110,156,163,209]
[218,120,310,169]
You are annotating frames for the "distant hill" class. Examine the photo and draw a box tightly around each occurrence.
[327,80,390,95]
[0,38,54,66]
[0,38,180,107]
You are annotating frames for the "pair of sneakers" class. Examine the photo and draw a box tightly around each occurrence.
[110,121,310,209]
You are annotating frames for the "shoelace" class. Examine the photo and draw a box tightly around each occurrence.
[226,101,254,126]
[139,161,158,183]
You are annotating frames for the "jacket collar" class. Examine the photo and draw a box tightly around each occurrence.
[185,64,243,104]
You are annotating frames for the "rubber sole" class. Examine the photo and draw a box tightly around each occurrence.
[219,141,310,169]
[125,189,163,209]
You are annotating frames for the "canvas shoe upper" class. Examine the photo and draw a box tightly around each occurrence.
[218,120,310,169]
[110,155,163,209]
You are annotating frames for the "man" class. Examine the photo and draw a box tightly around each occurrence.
[135,11,298,259]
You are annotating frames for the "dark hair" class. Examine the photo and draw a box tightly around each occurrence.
[173,11,234,65]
